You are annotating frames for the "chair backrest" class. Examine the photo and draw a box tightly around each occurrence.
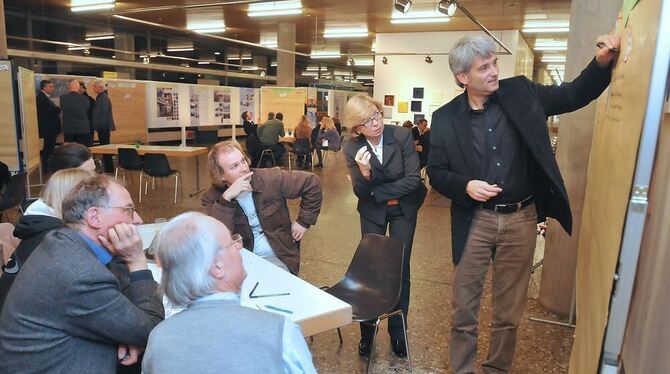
[142,153,174,177]
[0,173,27,212]
[338,234,405,311]
[118,148,143,170]
[336,135,345,151]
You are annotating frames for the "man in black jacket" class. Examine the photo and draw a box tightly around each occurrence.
[428,33,620,373]
[36,80,61,171]
[61,79,93,147]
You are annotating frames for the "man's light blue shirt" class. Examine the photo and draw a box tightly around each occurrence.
[236,191,276,259]
[79,233,112,265]
[195,292,317,374]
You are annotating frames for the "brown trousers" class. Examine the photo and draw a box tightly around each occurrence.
[450,203,538,374]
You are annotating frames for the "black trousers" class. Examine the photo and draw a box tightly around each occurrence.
[41,133,58,172]
[64,133,93,147]
[359,204,417,341]
[97,128,114,173]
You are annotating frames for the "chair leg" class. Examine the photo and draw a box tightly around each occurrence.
[336,327,343,344]
[310,153,314,173]
[400,310,412,372]
[138,172,143,203]
[366,320,381,374]
[288,152,292,171]
[114,168,119,179]
[173,173,179,204]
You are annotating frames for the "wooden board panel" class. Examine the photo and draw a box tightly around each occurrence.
[17,67,41,172]
[260,86,306,131]
[569,1,662,372]
[621,114,670,373]
[0,61,19,171]
[106,80,148,144]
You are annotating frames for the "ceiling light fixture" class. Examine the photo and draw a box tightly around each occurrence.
[166,47,195,52]
[324,27,369,38]
[310,51,341,59]
[425,55,433,63]
[523,27,569,33]
[192,27,226,34]
[68,43,91,51]
[248,0,302,17]
[382,56,388,64]
[85,34,115,41]
[71,0,115,12]
[348,58,355,66]
[393,0,413,13]
[438,0,457,16]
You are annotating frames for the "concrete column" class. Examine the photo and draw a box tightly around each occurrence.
[114,32,136,79]
[539,0,620,316]
[0,0,8,59]
[276,22,295,87]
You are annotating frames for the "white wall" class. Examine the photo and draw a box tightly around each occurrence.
[373,30,521,126]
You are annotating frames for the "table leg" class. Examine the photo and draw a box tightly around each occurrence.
[189,154,206,197]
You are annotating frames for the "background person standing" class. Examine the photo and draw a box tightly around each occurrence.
[92,79,116,173]
[36,80,61,172]
[60,79,92,147]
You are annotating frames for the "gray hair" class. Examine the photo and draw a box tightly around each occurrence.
[154,212,227,307]
[61,175,114,224]
[92,79,106,88]
[448,35,497,88]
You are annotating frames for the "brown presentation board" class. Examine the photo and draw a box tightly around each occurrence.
[569,0,663,372]
[260,87,307,131]
[18,67,40,172]
[0,61,19,171]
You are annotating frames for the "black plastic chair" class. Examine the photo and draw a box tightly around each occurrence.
[324,233,410,374]
[0,173,27,222]
[140,154,181,204]
[256,147,276,168]
[288,138,314,172]
[115,148,144,184]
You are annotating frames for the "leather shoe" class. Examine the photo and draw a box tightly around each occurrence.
[358,339,372,357]
[391,338,407,358]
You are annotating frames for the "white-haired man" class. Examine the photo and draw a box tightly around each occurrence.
[142,212,317,374]
[92,79,116,173]
[428,34,620,373]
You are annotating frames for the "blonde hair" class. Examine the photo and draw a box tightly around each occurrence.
[42,168,92,218]
[320,116,335,131]
[207,141,251,188]
[295,115,312,140]
[343,94,383,136]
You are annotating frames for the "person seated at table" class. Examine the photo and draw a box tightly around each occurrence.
[47,142,96,174]
[0,168,91,310]
[257,112,286,166]
[201,141,322,274]
[142,212,317,374]
[314,117,342,168]
[0,175,164,373]
[293,115,312,168]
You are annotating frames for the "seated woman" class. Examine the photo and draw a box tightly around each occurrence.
[293,115,313,168]
[25,142,96,216]
[315,117,342,168]
[0,168,91,310]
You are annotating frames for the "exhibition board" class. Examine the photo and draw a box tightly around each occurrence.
[17,68,40,174]
[260,86,306,130]
[0,61,20,171]
[569,0,662,372]
[35,74,149,144]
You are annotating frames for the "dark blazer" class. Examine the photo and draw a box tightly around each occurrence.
[60,91,91,135]
[0,227,164,374]
[243,119,258,136]
[36,91,61,138]
[428,58,613,265]
[92,91,116,131]
[343,125,427,226]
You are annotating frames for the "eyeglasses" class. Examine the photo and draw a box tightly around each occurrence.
[362,110,383,127]
[225,234,244,250]
[104,205,136,217]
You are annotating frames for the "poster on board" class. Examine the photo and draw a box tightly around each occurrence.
[157,87,179,120]
[214,88,232,124]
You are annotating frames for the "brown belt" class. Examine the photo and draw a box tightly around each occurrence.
[387,199,399,206]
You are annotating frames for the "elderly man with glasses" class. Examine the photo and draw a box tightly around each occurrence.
[0,175,164,374]
[142,212,317,374]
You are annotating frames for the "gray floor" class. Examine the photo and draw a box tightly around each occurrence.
[22,144,573,373]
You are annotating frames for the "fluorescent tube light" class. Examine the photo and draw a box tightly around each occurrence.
[310,52,341,59]
[248,0,302,17]
[523,27,569,33]
[71,0,115,12]
[324,28,369,38]
[167,47,195,52]
[391,10,450,24]
[85,34,115,41]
